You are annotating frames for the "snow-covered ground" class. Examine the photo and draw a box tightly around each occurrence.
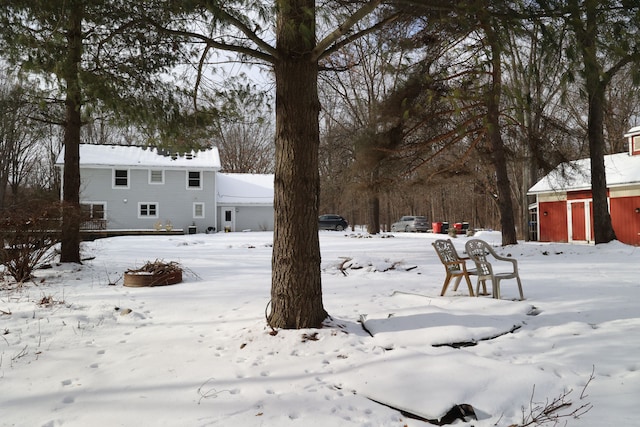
[1,230,638,426]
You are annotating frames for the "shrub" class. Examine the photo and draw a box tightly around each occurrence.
[0,202,63,283]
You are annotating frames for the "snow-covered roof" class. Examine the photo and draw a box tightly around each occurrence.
[216,173,274,205]
[623,126,640,137]
[528,152,640,194]
[56,144,221,170]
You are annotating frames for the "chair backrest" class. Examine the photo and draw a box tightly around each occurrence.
[465,239,493,276]
[432,239,462,272]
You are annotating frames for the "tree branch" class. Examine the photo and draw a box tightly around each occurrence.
[312,0,385,62]
[145,21,275,65]
[318,12,401,62]
[213,8,278,60]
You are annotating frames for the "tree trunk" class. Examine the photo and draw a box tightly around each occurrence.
[579,0,617,244]
[481,14,518,246]
[268,0,327,329]
[365,124,401,234]
[521,121,538,241]
[0,139,11,210]
[587,83,616,243]
[60,3,82,263]
[367,193,380,234]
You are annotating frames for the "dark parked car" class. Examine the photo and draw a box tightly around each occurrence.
[318,214,348,231]
[391,216,429,232]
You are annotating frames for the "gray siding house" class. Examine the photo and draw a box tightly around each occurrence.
[216,173,274,232]
[56,144,274,234]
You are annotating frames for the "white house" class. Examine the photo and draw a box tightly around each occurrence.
[56,144,274,234]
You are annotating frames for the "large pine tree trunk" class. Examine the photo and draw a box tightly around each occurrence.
[481,13,518,246]
[268,0,327,329]
[60,3,82,263]
[587,82,617,243]
[580,0,616,244]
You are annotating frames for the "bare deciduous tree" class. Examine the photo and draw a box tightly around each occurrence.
[0,73,48,209]
[217,119,275,173]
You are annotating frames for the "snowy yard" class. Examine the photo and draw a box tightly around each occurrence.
[1,230,639,426]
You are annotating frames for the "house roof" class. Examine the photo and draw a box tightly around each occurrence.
[216,173,274,205]
[56,144,221,170]
[623,126,640,137]
[528,152,640,194]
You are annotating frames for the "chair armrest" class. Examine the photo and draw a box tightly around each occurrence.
[486,246,519,271]
[493,253,513,262]
[489,249,518,267]
[443,260,465,267]
[496,256,518,272]
[443,260,468,271]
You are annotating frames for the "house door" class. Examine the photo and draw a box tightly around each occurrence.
[568,200,591,243]
[223,208,235,232]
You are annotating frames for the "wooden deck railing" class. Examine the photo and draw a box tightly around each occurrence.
[80,219,107,230]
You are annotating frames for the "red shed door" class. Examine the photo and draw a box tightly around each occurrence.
[570,201,587,241]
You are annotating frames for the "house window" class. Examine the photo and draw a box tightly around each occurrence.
[139,202,158,218]
[193,203,205,218]
[187,171,201,189]
[225,210,232,221]
[80,203,107,230]
[149,170,164,184]
[81,203,106,220]
[114,169,129,188]
[633,135,640,153]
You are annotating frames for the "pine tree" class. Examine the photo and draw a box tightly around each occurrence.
[141,0,390,328]
[0,0,189,262]
[537,0,640,243]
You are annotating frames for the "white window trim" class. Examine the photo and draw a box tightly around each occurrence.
[633,135,640,153]
[186,170,202,190]
[113,168,130,189]
[193,202,205,218]
[149,169,164,185]
[138,202,159,219]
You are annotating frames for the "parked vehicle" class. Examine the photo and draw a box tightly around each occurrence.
[391,216,429,232]
[318,214,348,231]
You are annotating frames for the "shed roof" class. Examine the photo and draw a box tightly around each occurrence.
[56,144,221,170]
[623,126,640,137]
[528,152,640,194]
[216,173,274,205]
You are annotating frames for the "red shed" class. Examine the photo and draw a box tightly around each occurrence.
[528,127,640,246]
